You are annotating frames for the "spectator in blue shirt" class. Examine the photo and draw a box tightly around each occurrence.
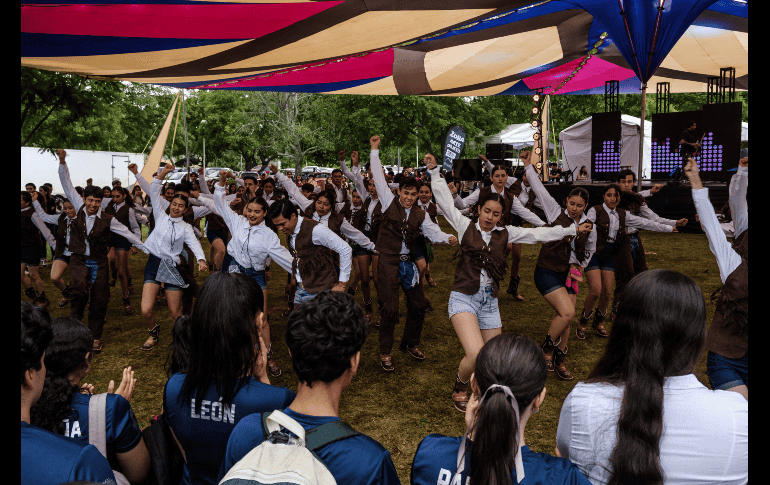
[411,333,590,485]
[30,316,150,484]
[21,302,115,485]
[221,291,401,485]
[165,272,296,485]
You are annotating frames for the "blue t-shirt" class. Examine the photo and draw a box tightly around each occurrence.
[220,408,401,485]
[21,420,116,485]
[60,392,142,453]
[411,434,591,485]
[165,373,296,485]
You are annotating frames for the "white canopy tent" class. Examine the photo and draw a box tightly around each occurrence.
[488,123,556,150]
[741,122,748,142]
[559,115,652,181]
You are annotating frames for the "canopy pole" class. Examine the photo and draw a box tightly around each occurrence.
[637,83,647,192]
[183,89,190,178]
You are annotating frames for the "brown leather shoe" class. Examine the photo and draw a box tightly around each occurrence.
[123,297,133,315]
[400,344,426,361]
[34,291,50,308]
[452,375,469,413]
[141,325,160,351]
[541,334,560,372]
[553,346,573,380]
[375,316,381,328]
[92,339,102,353]
[266,349,282,377]
[127,284,135,296]
[576,309,592,340]
[380,354,395,372]
[593,310,609,337]
[364,301,374,325]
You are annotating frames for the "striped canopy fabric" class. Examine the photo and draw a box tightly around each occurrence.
[21,0,748,96]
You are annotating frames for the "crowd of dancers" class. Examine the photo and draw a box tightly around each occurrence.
[21,139,747,485]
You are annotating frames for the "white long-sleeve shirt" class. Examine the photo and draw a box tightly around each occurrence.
[370,149,452,253]
[729,166,748,237]
[134,173,213,220]
[138,174,205,265]
[482,157,545,211]
[523,164,595,266]
[289,216,352,285]
[340,159,368,199]
[58,164,146,256]
[32,200,69,253]
[452,182,545,227]
[693,188,742,284]
[276,172,375,250]
[586,203,674,241]
[431,165,578,285]
[209,185,293,273]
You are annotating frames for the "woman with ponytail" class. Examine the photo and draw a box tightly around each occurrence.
[30,316,150,484]
[427,156,589,412]
[411,333,590,484]
[557,270,748,484]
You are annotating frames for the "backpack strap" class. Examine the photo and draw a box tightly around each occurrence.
[87,393,109,458]
[305,420,360,452]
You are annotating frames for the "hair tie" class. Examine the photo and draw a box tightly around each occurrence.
[455,383,526,483]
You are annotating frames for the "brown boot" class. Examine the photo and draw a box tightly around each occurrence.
[553,346,573,380]
[123,296,133,315]
[452,374,469,413]
[34,291,50,308]
[25,286,37,301]
[577,309,592,340]
[364,300,374,326]
[541,334,560,372]
[593,310,609,337]
[141,325,160,351]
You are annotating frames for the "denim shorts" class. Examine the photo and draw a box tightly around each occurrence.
[629,233,640,262]
[143,254,183,291]
[534,266,576,296]
[207,229,226,244]
[707,350,748,390]
[586,243,615,272]
[21,245,43,265]
[448,287,502,330]
[225,259,267,290]
[108,235,132,251]
[293,285,318,304]
[54,255,71,264]
[412,242,427,262]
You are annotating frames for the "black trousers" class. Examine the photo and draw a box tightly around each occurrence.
[376,254,428,355]
[69,253,110,340]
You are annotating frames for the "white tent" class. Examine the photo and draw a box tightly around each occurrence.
[488,123,556,150]
[741,122,748,142]
[559,115,651,181]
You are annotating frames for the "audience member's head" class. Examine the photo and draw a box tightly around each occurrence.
[30,317,93,434]
[286,291,367,388]
[167,315,192,378]
[586,269,706,485]
[182,272,265,413]
[469,333,547,484]
[21,302,53,414]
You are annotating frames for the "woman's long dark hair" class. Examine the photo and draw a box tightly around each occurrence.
[29,317,93,434]
[166,315,192,378]
[618,190,646,215]
[315,189,338,213]
[470,334,547,485]
[561,187,589,208]
[586,269,706,485]
[471,193,506,227]
[181,272,265,414]
[244,196,278,234]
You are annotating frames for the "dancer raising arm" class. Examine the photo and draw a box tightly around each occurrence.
[21,191,57,307]
[685,157,748,400]
[128,163,207,351]
[370,135,457,372]
[30,193,76,308]
[427,156,591,411]
[518,151,595,381]
[58,150,147,353]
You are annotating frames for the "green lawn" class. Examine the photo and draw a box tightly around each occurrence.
[23,222,722,484]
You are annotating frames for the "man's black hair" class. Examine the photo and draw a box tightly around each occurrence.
[21,302,52,385]
[242,174,258,185]
[686,120,696,129]
[83,185,104,200]
[174,182,193,195]
[331,169,342,177]
[26,182,36,189]
[399,176,420,191]
[261,177,275,188]
[301,183,314,193]
[286,292,367,386]
[267,197,298,221]
[393,173,403,184]
[617,168,636,181]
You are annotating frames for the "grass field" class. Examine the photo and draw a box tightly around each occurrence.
[23,222,723,484]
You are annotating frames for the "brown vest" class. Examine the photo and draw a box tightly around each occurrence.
[291,218,338,294]
[475,186,513,225]
[510,180,537,210]
[54,213,75,258]
[706,230,748,359]
[350,198,371,232]
[68,207,114,259]
[326,182,350,203]
[419,202,438,224]
[104,201,132,233]
[20,206,43,247]
[452,224,509,297]
[374,200,424,256]
[535,211,588,273]
[370,199,383,244]
[593,205,627,253]
[302,206,345,238]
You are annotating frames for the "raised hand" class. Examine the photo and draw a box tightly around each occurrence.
[57,149,66,164]
[31,191,38,202]
[351,151,359,167]
[338,150,346,162]
[478,154,488,162]
[127,163,138,174]
[107,366,136,402]
[424,154,438,170]
[739,156,748,167]
[269,164,278,175]
[520,150,532,166]
[370,135,381,149]
[219,170,228,186]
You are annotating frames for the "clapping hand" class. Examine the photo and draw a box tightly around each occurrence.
[107,367,136,402]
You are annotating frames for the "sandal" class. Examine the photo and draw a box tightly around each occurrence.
[141,325,160,351]
[380,354,395,372]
